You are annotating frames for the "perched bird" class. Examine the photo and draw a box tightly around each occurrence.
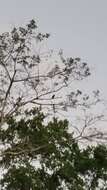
[52,94,55,99]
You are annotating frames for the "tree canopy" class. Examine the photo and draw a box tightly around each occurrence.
[0,20,107,189]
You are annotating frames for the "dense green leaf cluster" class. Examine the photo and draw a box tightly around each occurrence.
[0,108,107,190]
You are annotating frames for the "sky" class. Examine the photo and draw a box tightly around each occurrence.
[0,0,107,98]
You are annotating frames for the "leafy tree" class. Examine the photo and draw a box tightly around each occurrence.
[0,19,107,189]
[0,108,107,190]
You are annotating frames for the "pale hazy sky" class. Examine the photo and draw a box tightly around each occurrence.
[0,0,107,97]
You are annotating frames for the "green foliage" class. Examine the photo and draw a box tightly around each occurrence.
[0,108,107,190]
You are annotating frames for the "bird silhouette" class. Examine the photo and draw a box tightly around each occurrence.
[52,94,55,99]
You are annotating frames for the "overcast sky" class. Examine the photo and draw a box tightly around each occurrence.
[0,0,107,97]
